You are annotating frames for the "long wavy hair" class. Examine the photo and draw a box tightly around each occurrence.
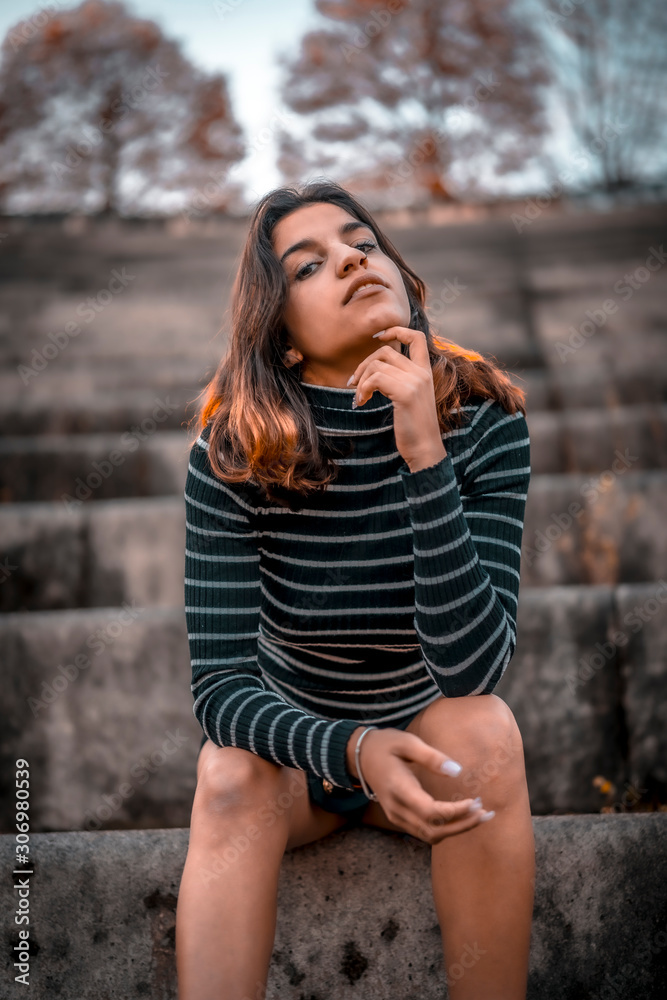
[195,179,526,508]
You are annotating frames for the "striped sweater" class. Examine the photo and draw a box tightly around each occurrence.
[184,380,531,791]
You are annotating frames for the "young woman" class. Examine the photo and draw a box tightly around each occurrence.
[175,180,535,1000]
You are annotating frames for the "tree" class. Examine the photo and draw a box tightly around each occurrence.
[527,0,667,196]
[276,0,551,208]
[0,0,246,216]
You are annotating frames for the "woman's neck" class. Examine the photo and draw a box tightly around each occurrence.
[298,379,394,434]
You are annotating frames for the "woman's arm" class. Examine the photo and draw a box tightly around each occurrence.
[397,397,531,697]
[184,427,363,790]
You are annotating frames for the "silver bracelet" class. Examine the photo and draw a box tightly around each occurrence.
[355,726,379,801]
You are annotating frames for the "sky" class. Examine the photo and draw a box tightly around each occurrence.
[0,0,325,200]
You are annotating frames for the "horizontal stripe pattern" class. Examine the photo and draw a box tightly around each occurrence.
[184,382,530,790]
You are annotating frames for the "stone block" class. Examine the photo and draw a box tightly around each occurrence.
[0,816,665,999]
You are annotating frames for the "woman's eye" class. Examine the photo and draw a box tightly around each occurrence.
[294,240,378,280]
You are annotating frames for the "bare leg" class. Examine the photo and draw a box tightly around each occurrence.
[360,694,535,999]
[175,740,349,1000]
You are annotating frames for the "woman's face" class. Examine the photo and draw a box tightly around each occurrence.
[272,201,411,387]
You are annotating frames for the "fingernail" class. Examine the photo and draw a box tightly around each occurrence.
[372,330,386,338]
[351,398,358,409]
[479,810,496,822]
[347,374,355,386]
[440,759,462,776]
[467,799,483,812]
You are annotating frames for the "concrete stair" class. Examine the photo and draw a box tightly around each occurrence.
[2,582,665,832]
[1,402,666,503]
[1,205,666,997]
[0,815,665,999]
[2,469,666,613]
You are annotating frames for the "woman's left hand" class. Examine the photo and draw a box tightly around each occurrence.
[348,326,447,473]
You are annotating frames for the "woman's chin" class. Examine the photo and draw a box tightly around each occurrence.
[360,310,407,333]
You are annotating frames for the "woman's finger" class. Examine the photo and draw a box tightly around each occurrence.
[385,766,481,830]
[347,342,414,389]
[372,326,431,372]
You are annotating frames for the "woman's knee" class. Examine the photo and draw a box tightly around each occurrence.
[194,745,284,822]
[419,692,525,778]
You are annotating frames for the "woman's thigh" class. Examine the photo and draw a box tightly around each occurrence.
[196,738,352,854]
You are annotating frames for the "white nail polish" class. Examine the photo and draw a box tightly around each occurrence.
[479,810,496,822]
[441,760,462,776]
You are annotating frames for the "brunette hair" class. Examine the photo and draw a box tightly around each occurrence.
[195,179,526,507]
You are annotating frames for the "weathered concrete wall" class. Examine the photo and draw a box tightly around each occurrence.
[0,815,665,999]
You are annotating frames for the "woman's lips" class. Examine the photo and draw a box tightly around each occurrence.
[347,283,387,303]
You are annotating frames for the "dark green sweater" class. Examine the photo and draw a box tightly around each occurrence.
[184,381,531,791]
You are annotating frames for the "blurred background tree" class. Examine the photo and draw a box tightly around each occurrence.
[0,0,246,216]
[527,0,667,197]
[275,0,552,209]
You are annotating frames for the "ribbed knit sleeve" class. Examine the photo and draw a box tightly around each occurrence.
[397,398,531,696]
[184,428,363,790]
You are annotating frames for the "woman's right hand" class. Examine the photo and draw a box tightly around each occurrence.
[350,727,495,845]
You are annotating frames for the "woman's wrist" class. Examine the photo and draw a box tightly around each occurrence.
[406,443,448,473]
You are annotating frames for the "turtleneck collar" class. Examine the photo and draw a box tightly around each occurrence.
[299,379,394,435]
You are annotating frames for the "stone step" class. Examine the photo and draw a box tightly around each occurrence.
[0,430,191,504]
[2,359,667,434]
[0,497,187,612]
[2,404,666,504]
[2,470,665,613]
[0,359,210,401]
[525,403,667,474]
[0,387,195,435]
[0,815,665,999]
[521,468,666,587]
[2,382,666,479]
[1,585,664,831]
